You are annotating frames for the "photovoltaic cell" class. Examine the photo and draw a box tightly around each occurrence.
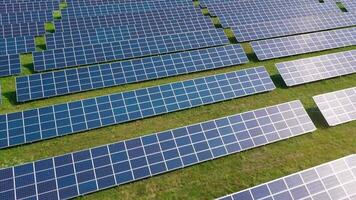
[199,0,313,7]
[232,12,356,42]
[33,29,229,72]
[46,18,214,50]
[251,27,356,60]
[313,87,356,126]
[0,100,316,199]
[0,1,60,13]
[205,0,334,17]
[217,4,339,27]
[0,21,46,38]
[0,54,21,77]
[55,8,206,33]
[67,0,192,8]
[276,50,356,86]
[0,66,275,148]
[17,45,249,102]
[0,10,53,25]
[217,154,356,200]
[62,1,196,18]
[0,36,35,56]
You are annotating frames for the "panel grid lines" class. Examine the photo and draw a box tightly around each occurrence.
[0,100,316,199]
[46,18,214,50]
[0,54,21,77]
[276,50,356,86]
[33,29,229,72]
[314,87,356,126]
[232,12,356,42]
[217,154,356,200]
[2,66,275,149]
[252,27,356,60]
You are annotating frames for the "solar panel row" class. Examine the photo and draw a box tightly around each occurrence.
[0,35,35,56]
[218,4,339,27]
[0,21,46,39]
[46,18,214,50]
[200,0,314,9]
[206,0,333,17]
[0,10,52,25]
[251,27,356,60]
[33,29,229,72]
[0,1,60,13]
[55,8,206,33]
[0,54,21,77]
[1,66,275,149]
[277,50,356,87]
[232,12,356,42]
[314,87,356,126]
[17,45,249,102]
[0,100,316,199]
[217,154,356,200]
[67,0,192,8]
[62,1,196,18]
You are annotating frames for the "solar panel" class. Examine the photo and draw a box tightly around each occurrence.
[251,27,356,60]
[206,0,335,18]
[0,10,53,25]
[0,54,21,77]
[0,21,46,38]
[1,66,275,149]
[276,50,356,87]
[217,4,339,27]
[55,8,206,33]
[232,12,356,42]
[0,100,316,199]
[46,18,214,49]
[0,36,35,56]
[33,29,229,72]
[62,1,196,18]
[217,154,356,200]
[67,0,192,8]
[313,87,356,126]
[0,1,60,13]
[17,45,249,102]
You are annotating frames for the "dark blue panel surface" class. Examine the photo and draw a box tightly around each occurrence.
[4,66,274,148]
[0,100,316,199]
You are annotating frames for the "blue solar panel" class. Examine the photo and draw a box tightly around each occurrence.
[55,7,207,33]
[0,54,21,77]
[217,4,339,27]
[0,21,46,38]
[0,100,316,199]
[199,0,313,7]
[67,0,192,8]
[62,1,195,18]
[276,50,356,86]
[0,10,53,25]
[0,36,35,56]
[33,29,229,72]
[204,1,340,20]
[232,12,356,42]
[0,1,60,13]
[218,154,356,200]
[1,66,275,149]
[17,45,249,102]
[251,27,356,60]
[46,18,214,49]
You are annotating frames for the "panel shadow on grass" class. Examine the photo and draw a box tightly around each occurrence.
[3,91,18,105]
[270,74,287,89]
[306,107,329,129]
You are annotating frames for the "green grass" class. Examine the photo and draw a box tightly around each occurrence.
[1,2,356,200]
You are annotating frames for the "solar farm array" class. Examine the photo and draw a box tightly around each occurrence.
[0,0,356,199]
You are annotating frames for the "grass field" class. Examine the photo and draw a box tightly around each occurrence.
[1,1,356,200]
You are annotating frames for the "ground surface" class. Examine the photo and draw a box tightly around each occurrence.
[1,2,356,200]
